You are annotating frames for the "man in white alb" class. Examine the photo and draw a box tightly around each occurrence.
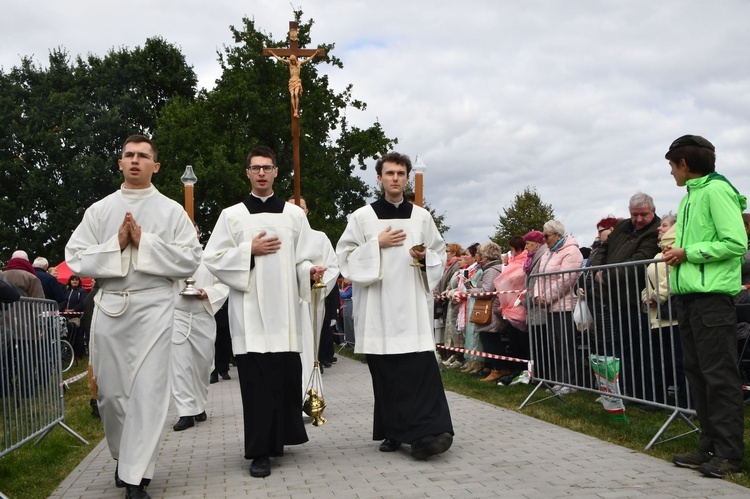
[203,146,326,478]
[66,135,202,499]
[170,225,229,432]
[336,152,454,460]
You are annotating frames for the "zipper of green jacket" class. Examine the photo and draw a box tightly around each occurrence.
[674,189,692,291]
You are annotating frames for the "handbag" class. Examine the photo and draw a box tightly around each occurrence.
[469,298,493,325]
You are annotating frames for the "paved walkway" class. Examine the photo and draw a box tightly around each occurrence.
[52,356,748,498]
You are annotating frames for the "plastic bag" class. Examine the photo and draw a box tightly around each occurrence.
[589,355,627,421]
[573,298,594,332]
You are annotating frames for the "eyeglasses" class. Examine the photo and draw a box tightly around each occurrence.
[122,151,153,161]
[543,234,552,240]
[597,228,611,234]
[247,164,275,173]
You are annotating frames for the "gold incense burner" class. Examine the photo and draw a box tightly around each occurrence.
[302,386,327,426]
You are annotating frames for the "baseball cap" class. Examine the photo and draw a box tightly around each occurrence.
[667,135,715,153]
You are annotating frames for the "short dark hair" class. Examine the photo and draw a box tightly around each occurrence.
[466,242,480,257]
[375,152,412,176]
[508,235,525,253]
[665,135,716,175]
[247,146,276,168]
[123,135,158,161]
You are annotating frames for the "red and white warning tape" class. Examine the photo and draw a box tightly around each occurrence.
[437,344,534,376]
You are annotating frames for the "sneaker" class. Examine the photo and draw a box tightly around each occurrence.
[460,361,476,373]
[441,355,457,366]
[699,457,742,478]
[447,360,465,369]
[672,450,713,469]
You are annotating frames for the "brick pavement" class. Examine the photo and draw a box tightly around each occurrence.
[52,355,749,498]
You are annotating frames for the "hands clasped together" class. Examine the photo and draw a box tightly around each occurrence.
[118,212,143,250]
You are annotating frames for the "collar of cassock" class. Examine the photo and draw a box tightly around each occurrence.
[371,196,414,219]
[243,192,285,214]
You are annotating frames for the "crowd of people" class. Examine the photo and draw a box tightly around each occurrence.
[1,134,749,496]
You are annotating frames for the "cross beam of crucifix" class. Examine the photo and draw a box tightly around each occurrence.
[262,21,325,118]
[262,21,326,204]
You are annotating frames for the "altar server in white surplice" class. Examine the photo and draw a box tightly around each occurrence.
[288,196,339,400]
[170,251,229,432]
[203,146,326,479]
[336,152,454,461]
[65,135,202,499]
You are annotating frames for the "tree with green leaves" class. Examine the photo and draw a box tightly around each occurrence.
[154,11,396,244]
[491,186,554,250]
[0,37,197,262]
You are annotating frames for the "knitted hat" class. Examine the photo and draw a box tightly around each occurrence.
[523,230,545,243]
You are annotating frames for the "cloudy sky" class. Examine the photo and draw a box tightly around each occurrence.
[3,1,750,247]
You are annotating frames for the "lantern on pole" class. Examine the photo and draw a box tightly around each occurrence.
[413,155,427,207]
[179,165,201,296]
[181,165,197,222]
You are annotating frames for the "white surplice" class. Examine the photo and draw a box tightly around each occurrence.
[336,204,446,354]
[65,185,202,485]
[202,202,320,354]
[171,263,229,417]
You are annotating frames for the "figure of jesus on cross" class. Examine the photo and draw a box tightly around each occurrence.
[263,22,325,118]
[267,50,320,117]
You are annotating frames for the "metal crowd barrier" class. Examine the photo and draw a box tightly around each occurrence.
[1,297,87,461]
[519,258,704,449]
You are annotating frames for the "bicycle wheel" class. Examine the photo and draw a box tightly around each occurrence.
[59,339,75,373]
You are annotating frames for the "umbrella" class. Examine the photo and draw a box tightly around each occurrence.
[54,261,94,291]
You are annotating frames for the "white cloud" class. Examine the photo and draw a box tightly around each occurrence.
[3,0,750,247]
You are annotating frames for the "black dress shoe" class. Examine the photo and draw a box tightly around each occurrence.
[116,464,150,488]
[410,432,453,460]
[321,361,332,368]
[250,456,271,478]
[125,484,151,499]
[194,411,207,422]
[330,356,337,363]
[220,372,231,380]
[379,438,402,452]
[210,373,219,384]
[173,416,195,431]
[115,464,125,488]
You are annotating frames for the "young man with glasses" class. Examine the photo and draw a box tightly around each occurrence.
[204,146,326,478]
[66,135,202,499]
[663,135,746,478]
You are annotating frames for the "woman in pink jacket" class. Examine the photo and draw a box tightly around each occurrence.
[533,220,583,395]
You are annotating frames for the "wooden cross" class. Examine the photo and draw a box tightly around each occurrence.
[263,21,326,204]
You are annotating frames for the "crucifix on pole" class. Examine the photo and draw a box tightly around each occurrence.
[262,21,325,204]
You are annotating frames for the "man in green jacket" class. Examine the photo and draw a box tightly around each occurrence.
[663,134,747,479]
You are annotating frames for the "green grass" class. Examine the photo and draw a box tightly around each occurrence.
[338,346,750,489]
[0,356,105,499]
